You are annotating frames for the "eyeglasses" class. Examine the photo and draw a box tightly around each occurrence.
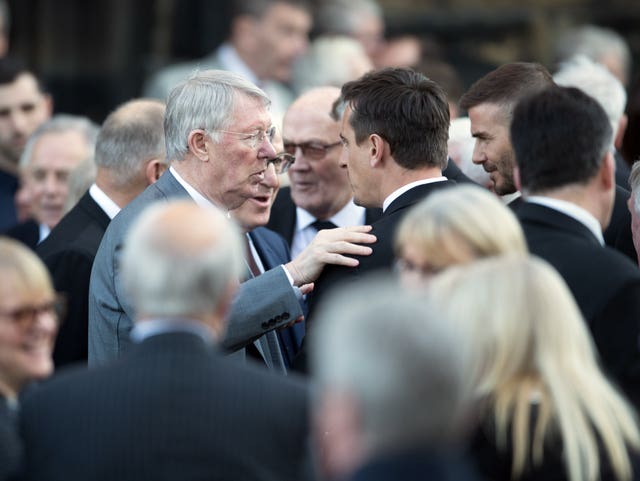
[267,152,295,175]
[394,258,441,278]
[283,141,342,160]
[0,295,65,330]
[211,125,277,150]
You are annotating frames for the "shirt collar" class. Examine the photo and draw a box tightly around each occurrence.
[526,195,605,245]
[382,177,448,212]
[130,318,216,344]
[89,183,121,220]
[169,166,217,209]
[295,199,366,231]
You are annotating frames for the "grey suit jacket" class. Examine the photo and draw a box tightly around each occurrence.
[88,170,303,365]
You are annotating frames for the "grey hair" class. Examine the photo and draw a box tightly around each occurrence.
[315,0,382,36]
[554,25,631,85]
[19,114,99,170]
[95,99,166,189]
[311,276,467,455]
[121,200,243,319]
[554,55,626,140]
[164,69,270,162]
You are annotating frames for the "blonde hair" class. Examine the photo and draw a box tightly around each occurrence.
[395,185,527,270]
[0,236,54,298]
[428,255,640,481]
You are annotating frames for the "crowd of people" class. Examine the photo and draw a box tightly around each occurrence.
[2,0,640,480]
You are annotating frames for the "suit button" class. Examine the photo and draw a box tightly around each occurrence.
[282,312,290,320]
[269,318,277,327]
[261,322,269,329]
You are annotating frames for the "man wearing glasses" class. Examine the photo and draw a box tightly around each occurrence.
[89,69,374,369]
[268,86,382,257]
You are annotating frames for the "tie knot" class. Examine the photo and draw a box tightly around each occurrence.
[311,220,338,231]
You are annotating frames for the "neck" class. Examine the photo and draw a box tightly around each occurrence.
[379,165,443,203]
[529,183,610,229]
[0,378,18,401]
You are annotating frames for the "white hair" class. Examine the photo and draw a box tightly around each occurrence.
[121,201,243,319]
[554,55,627,138]
[311,276,467,456]
[164,69,270,162]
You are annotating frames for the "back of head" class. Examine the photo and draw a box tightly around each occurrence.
[511,86,612,193]
[164,69,269,162]
[554,55,626,136]
[315,0,382,36]
[292,35,373,94]
[428,255,640,481]
[340,67,450,169]
[121,201,243,321]
[395,185,527,271]
[459,62,554,118]
[19,114,99,171]
[554,25,631,87]
[231,0,311,18]
[311,277,467,465]
[95,99,166,190]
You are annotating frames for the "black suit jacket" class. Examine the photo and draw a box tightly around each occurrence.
[292,180,456,373]
[20,331,312,481]
[0,395,21,481]
[517,202,640,405]
[4,219,39,250]
[267,186,382,247]
[36,191,111,367]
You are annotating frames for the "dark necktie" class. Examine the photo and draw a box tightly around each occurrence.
[244,234,261,278]
[311,219,338,231]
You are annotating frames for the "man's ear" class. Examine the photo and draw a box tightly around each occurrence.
[187,129,209,161]
[600,150,615,191]
[615,114,628,151]
[145,159,167,185]
[514,166,522,192]
[369,134,386,168]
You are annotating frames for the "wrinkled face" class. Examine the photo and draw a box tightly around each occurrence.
[231,134,283,232]
[0,74,52,163]
[26,130,90,229]
[205,93,277,211]
[627,192,640,264]
[284,101,351,219]
[338,106,378,208]
[0,273,57,397]
[354,13,384,61]
[251,3,311,82]
[468,103,517,196]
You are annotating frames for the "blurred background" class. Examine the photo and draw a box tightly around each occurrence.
[9,0,640,123]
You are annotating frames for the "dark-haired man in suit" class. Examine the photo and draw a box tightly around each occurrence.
[512,85,640,407]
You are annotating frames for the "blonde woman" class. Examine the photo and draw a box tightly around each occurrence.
[394,185,527,283]
[0,237,60,479]
[428,255,640,481]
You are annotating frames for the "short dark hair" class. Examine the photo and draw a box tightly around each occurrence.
[231,0,311,18]
[0,56,45,91]
[459,62,554,116]
[511,86,612,193]
[339,67,450,170]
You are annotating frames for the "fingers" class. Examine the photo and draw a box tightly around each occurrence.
[300,283,314,295]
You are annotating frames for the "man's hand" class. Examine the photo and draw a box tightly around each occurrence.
[285,225,376,286]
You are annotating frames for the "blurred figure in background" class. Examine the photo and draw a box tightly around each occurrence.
[37,99,166,367]
[554,24,632,88]
[291,35,372,94]
[144,0,312,127]
[311,278,478,481]
[627,161,640,267]
[5,115,98,249]
[0,58,52,232]
[429,255,640,481]
[0,237,60,481]
[394,185,527,286]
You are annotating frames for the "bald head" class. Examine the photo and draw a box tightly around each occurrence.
[95,98,167,203]
[121,201,242,333]
[284,86,353,220]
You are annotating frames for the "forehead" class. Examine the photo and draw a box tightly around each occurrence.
[227,92,272,130]
[30,131,89,168]
[0,73,44,106]
[284,100,339,140]
[468,103,510,132]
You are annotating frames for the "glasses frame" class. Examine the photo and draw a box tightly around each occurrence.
[0,294,66,330]
[267,152,295,175]
[283,140,342,160]
[210,125,277,150]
